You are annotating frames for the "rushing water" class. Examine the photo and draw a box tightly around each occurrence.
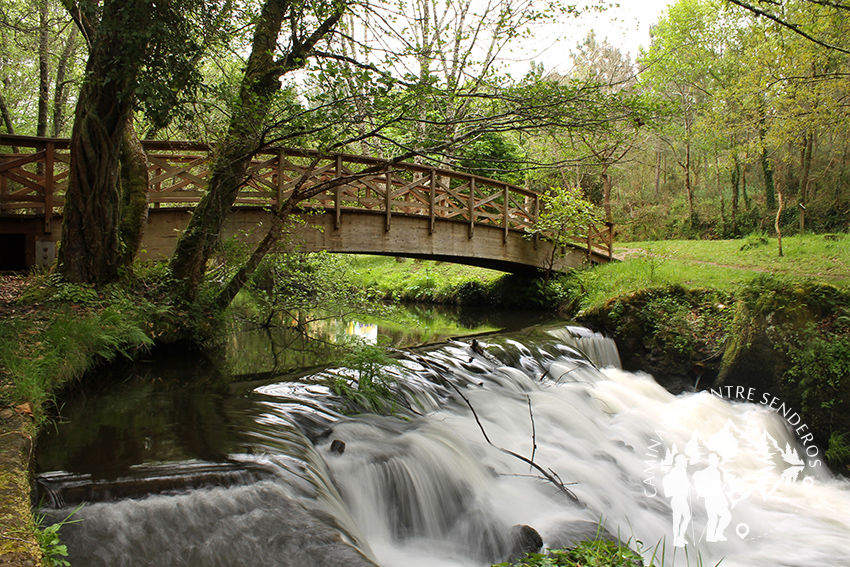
[37,322,850,566]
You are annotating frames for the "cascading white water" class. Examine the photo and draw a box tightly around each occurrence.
[41,326,850,566]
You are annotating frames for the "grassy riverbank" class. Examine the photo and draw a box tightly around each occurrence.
[345,234,849,310]
[0,232,847,562]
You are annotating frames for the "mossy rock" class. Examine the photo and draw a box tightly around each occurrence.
[579,285,731,393]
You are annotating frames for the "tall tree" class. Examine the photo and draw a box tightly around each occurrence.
[169,0,346,299]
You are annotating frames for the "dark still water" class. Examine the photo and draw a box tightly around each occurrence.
[35,309,850,567]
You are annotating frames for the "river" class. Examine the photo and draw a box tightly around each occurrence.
[36,306,850,566]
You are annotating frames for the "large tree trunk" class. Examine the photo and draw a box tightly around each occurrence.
[759,128,777,210]
[37,0,50,139]
[776,174,784,257]
[0,91,17,151]
[684,142,696,226]
[58,1,151,285]
[601,164,612,224]
[731,154,740,236]
[654,144,662,202]
[798,131,813,234]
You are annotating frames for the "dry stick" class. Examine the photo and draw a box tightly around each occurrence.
[410,352,581,505]
[527,395,538,467]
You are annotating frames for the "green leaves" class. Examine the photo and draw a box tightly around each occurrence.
[526,185,602,248]
[493,539,645,567]
[332,339,400,414]
[34,505,83,567]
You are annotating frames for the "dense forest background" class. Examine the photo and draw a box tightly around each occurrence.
[1,0,848,251]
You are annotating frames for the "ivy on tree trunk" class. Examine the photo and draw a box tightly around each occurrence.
[58,0,153,284]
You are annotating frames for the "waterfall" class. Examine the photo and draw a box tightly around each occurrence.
[38,326,850,566]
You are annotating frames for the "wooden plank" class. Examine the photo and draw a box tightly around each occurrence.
[389,175,429,198]
[502,185,511,242]
[2,171,45,195]
[277,152,285,204]
[475,191,502,209]
[468,178,475,239]
[245,172,277,193]
[148,156,207,184]
[335,155,342,229]
[533,194,539,249]
[0,194,44,204]
[430,170,435,235]
[0,151,45,174]
[149,190,207,201]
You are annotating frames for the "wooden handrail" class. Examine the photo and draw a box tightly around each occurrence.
[0,134,613,260]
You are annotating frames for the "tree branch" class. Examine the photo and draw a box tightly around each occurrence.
[409,351,582,505]
[726,0,850,55]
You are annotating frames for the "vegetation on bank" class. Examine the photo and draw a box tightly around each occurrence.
[493,538,646,567]
[0,266,222,426]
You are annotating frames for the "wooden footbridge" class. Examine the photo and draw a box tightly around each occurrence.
[0,134,613,272]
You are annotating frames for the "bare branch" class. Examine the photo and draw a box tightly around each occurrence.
[409,351,582,505]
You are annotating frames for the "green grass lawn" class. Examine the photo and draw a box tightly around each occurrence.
[346,256,506,301]
[616,233,849,285]
[559,233,849,312]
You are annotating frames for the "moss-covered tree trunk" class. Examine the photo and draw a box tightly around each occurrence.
[58,0,152,285]
[119,115,149,266]
[168,0,344,301]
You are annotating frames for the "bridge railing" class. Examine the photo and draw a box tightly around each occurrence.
[0,134,613,260]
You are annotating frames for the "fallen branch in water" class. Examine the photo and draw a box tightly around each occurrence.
[527,395,538,467]
[408,350,582,506]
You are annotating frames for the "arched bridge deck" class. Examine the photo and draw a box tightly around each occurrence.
[0,134,613,272]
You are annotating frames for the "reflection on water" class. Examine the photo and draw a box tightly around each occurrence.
[223,303,557,377]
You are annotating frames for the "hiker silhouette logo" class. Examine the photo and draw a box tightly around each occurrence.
[645,411,818,547]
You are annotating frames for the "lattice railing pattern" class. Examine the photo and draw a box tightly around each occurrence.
[0,134,613,258]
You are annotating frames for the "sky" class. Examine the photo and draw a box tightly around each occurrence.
[505,0,674,76]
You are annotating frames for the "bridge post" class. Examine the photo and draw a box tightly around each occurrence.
[277,151,285,205]
[385,169,391,232]
[429,169,435,235]
[502,184,509,243]
[468,177,475,239]
[153,165,161,209]
[533,193,539,250]
[44,141,54,233]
